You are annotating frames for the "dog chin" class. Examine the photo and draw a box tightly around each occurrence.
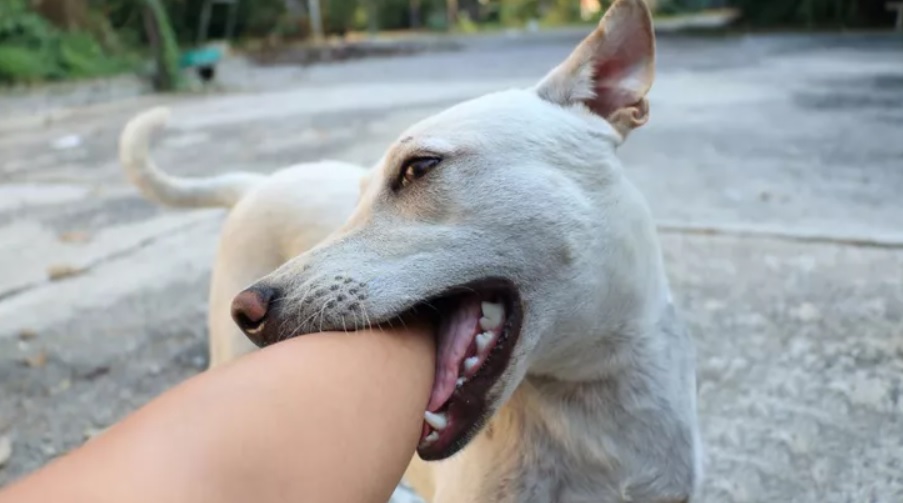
[389,278,524,461]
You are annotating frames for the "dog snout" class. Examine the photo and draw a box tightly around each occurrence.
[231,285,276,346]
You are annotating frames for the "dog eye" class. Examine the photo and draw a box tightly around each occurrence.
[400,157,441,188]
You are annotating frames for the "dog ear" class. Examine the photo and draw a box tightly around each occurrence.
[357,171,373,204]
[535,0,655,137]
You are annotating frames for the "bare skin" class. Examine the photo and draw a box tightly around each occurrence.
[0,325,435,503]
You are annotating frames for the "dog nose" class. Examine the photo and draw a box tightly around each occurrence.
[231,286,275,344]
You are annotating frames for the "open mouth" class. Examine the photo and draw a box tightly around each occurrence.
[235,277,523,460]
[397,279,523,461]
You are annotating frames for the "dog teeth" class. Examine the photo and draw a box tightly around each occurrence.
[424,411,448,430]
[463,356,480,373]
[479,316,499,331]
[419,431,439,449]
[475,331,494,353]
[456,377,466,388]
[245,322,265,335]
[480,302,504,330]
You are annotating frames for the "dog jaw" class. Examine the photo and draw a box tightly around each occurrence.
[254,266,529,460]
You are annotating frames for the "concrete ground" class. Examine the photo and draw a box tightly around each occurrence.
[1,32,901,502]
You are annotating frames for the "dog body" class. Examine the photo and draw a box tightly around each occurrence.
[119,108,366,368]
[122,1,701,500]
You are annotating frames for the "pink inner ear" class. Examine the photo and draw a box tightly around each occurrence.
[589,57,641,118]
[585,22,652,119]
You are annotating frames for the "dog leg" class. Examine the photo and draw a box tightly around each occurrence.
[206,206,286,369]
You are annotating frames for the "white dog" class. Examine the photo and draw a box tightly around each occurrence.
[122,0,701,500]
[119,108,368,368]
[228,0,703,501]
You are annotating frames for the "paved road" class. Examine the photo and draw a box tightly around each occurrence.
[1,32,901,502]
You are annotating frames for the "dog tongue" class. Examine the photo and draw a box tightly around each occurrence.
[427,295,482,412]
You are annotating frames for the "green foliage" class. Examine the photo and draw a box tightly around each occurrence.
[656,1,695,17]
[425,10,449,30]
[0,0,56,47]
[0,33,61,84]
[0,0,136,84]
[59,31,133,77]
[541,0,582,26]
[499,0,540,26]
[726,0,884,28]
[496,0,583,28]
[242,0,290,37]
[455,11,479,32]
[324,0,361,35]
[271,12,311,39]
[1,0,889,88]
[0,46,55,83]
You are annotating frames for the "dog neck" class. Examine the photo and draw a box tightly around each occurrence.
[456,303,700,503]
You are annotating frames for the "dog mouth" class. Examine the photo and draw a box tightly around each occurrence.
[395,279,523,461]
[237,277,523,460]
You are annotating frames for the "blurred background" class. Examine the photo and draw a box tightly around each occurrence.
[0,0,901,501]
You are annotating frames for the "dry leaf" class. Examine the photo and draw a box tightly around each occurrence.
[47,264,84,281]
[58,231,92,243]
[23,350,47,368]
[18,329,37,341]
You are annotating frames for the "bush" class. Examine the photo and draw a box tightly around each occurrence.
[727,0,893,28]
[656,1,694,16]
[324,0,361,35]
[0,0,136,84]
[0,0,57,46]
[0,46,56,83]
[455,11,479,32]
[0,0,61,83]
[541,0,582,26]
[499,0,540,26]
[59,32,133,77]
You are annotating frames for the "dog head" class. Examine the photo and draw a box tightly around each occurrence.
[232,0,667,461]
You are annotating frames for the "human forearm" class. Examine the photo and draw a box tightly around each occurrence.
[1,326,435,503]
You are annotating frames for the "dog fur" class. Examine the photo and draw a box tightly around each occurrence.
[120,0,702,500]
[119,107,367,368]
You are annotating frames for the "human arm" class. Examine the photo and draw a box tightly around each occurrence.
[0,326,434,503]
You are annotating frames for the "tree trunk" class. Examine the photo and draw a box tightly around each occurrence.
[447,0,458,28]
[283,0,305,15]
[32,0,90,30]
[409,0,421,28]
[306,0,324,42]
[366,0,380,35]
[142,0,183,91]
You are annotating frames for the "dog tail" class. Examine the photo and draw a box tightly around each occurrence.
[119,107,265,209]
